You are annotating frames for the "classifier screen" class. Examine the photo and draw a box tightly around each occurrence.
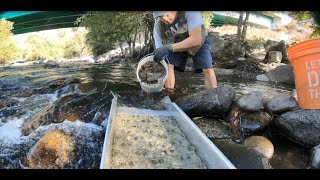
[111,113,207,169]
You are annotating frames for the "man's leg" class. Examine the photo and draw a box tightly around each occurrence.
[165,64,175,89]
[165,52,188,90]
[193,35,217,89]
[203,68,217,89]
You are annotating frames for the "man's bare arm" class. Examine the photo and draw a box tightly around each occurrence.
[171,26,202,52]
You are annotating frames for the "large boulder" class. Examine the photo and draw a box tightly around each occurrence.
[213,139,272,169]
[175,86,235,118]
[266,64,295,85]
[27,130,74,169]
[273,109,320,147]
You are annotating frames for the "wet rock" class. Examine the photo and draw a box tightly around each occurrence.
[273,109,320,147]
[75,82,98,94]
[52,92,111,124]
[266,94,298,114]
[213,139,272,169]
[238,111,272,134]
[0,98,19,111]
[0,98,19,117]
[237,91,263,112]
[31,87,56,95]
[49,80,64,89]
[21,91,110,136]
[0,138,31,169]
[25,120,104,169]
[63,78,82,85]
[311,144,320,169]
[175,85,235,118]
[21,104,54,136]
[0,107,18,118]
[243,136,274,159]
[27,130,74,169]
[268,134,310,169]
[12,90,33,98]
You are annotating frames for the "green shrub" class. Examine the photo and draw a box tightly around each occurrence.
[0,19,17,64]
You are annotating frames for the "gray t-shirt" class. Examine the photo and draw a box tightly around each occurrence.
[153,11,204,49]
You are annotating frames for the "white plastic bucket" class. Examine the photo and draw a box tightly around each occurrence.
[136,54,168,93]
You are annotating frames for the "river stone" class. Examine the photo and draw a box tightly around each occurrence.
[266,94,297,113]
[244,136,274,159]
[176,85,235,118]
[237,91,263,112]
[27,130,75,169]
[273,109,320,147]
[213,139,272,169]
[311,144,320,169]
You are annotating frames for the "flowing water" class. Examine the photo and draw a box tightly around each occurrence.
[0,62,310,169]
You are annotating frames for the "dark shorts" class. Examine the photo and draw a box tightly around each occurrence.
[166,35,214,73]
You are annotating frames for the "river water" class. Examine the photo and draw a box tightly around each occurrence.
[0,62,310,169]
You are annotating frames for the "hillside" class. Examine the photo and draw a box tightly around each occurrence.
[208,20,315,44]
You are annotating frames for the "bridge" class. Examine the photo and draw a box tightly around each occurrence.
[0,11,87,35]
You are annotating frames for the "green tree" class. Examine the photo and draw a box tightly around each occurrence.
[76,11,116,56]
[0,19,17,64]
[141,11,154,56]
[22,33,64,61]
[235,11,250,56]
[233,11,279,56]
[289,11,320,38]
[77,11,150,57]
[201,11,214,28]
[63,28,92,59]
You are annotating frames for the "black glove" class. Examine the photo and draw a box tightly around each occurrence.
[153,44,173,62]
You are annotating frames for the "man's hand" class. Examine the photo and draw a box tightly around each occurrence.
[153,44,173,62]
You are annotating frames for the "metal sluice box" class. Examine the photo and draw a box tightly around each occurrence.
[100,95,236,169]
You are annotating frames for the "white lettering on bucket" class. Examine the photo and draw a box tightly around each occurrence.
[308,88,320,99]
[306,59,320,70]
[308,71,319,87]
[305,60,320,70]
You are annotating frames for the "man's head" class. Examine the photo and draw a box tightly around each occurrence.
[153,11,177,25]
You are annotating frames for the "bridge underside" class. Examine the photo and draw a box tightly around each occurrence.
[0,11,87,35]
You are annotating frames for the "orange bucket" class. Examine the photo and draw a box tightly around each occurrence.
[288,38,320,109]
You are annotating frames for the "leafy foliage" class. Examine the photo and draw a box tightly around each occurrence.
[0,19,17,63]
[289,11,320,38]
[77,11,146,56]
[22,34,63,61]
[246,35,265,48]
[201,11,213,28]
[63,28,92,59]
[18,28,92,61]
